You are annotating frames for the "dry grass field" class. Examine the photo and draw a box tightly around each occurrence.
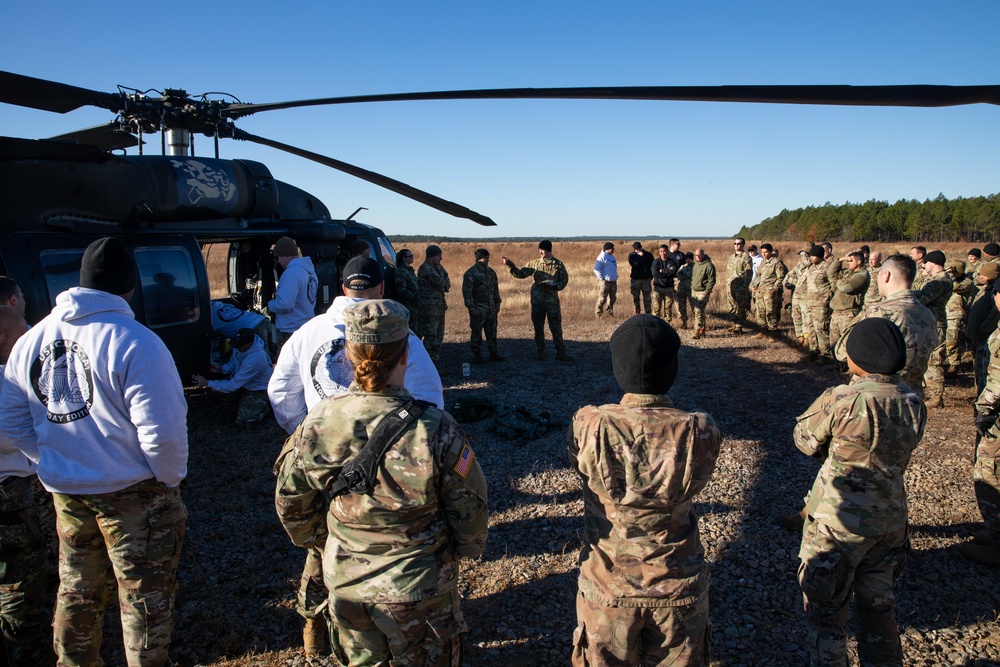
[178,239,1000,667]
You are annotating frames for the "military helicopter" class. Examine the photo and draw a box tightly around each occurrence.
[2,70,997,381]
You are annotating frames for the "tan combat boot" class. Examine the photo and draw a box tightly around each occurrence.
[303,617,326,655]
[778,508,807,532]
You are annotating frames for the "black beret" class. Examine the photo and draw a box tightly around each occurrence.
[80,237,135,295]
[539,240,553,252]
[969,248,982,258]
[343,257,383,291]
[985,243,1000,256]
[808,245,825,258]
[475,248,490,260]
[845,318,906,375]
[610,315,680,394]
[923,250,946,267]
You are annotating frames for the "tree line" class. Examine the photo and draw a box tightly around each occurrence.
[735,193,1000,243]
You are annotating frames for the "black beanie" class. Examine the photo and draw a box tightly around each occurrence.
[610,315,681,394]
[808,245,825,258]
[425,245,442,258]
[969,248,982,259]
[539,240,553,252]
[845,318,906,375]
[80,237,135,295]
[986,243,1000,257]
[923,250,946,267]
[475,248,490,260]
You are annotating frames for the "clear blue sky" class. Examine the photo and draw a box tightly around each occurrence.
[4,2,999,239]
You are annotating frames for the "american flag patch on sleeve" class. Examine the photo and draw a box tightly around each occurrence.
[454,445,474,477]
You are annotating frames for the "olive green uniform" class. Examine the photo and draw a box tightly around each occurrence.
[462,263,501,359]
[508,256,570,355]
[417,262,451,362]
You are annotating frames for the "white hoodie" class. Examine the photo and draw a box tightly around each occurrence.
[268,256,318,334]
[0,364,36,482]
[208,335,272,393]
[268,296,444,434]
[0,287,188,494]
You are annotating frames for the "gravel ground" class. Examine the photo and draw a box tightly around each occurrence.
[92,313,1000,666]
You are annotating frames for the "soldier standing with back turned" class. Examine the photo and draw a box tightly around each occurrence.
[463,248,504,363]
[418,245,450,363]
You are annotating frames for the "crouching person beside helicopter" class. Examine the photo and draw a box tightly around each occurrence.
[192,328,274,428]
[275,300,487,666]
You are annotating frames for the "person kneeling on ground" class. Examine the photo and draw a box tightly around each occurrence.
[794,317,925,666]
[569,315,721,666]
[193,328,273,428]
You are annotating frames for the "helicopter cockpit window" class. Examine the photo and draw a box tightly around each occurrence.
[39,249,85,307]
[377,237,396,267]
[134,247,199,329]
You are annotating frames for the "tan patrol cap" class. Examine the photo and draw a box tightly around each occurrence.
[343,299,410,345]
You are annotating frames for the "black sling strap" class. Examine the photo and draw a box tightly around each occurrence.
[327,399,432,498]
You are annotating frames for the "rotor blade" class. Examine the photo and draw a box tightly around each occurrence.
[47,123,141,151]
[231,128,496,226]
[0,71,123,114]
[226,84,1000,118]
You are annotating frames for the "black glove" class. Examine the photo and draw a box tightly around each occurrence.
[784,303,793,312]
[975,414,996,437]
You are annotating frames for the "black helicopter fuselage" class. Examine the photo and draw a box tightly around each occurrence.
[0,136,398,382]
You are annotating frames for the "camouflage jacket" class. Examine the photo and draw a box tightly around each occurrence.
[394,264,419,313]
[750,257,788,294]
[916,271,953,322]
[274,385,488,602]
[833,289,938,393]
[725,251,753,292]
[829,267,870,312]
[803,260,833,304]
[786,257,810,302]
[967,258,982,283]
[569,394,721,606]
[462,263,501,313]
[976,328,1000,431]
[864,265,882,306]
[676,263,693,293]
[417,262,451,312]
[508,256,569,307]
[795,374,926,537]
[946,276,975,320]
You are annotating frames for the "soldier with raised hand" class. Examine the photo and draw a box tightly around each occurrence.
[417,245,451,363]
[725,238,754,334]
[462,248,504,363]
[569,315,720,667]
[749,243,788,338]
[393,248,420,337]
[945,260,975,373]
[916,250,953,408]
[828,251,870,353]
[865,251,884,307]
[795,317,925,667]
[502,240,573,362]
[275,299,487,666]
[803,246,834,363]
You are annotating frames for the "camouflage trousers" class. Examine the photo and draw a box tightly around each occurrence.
[53,479,186,667]
[327,588,464,667]
[468,309,499,357]
[0,475,53,667]
[945,316,966,368]
[807,304,832,357]
[595,280,617,316]
[797,299,812,341]
[571,589,711,667]
[690,290,711,331]
[828,308,860,354]
[974,433,1000,540]
[652,289,676,323]
[236,389,271,427]
[923,322,948,403]
[420,311,445,362]
[675,288,690,324]
[754,290,784,330]
[798,520,907,667]
[791,295,804,337]
[727,284,751,325]
[630,279,652,314]
[531,300,566,353]
[298,545,328,619]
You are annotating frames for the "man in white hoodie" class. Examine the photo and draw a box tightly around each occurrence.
[0,237,188,667]
[268,255,443,654]
[268,236,318,351]
[192,328,273,427]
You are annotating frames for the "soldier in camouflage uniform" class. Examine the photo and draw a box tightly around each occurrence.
[393,248,420,337]
[570,315,720,666]
[0,306,53,666]
[909,246,927,290]
[675,253,694,329]
[864,251,883,307]
[962,286,1000,567]
[725,238,754,333]
[417,245,451,362]
[915,251,953,408]
[749,243,788,338]
[795,317,926,667]
[980,243,1000,283]
[828,251,870,353]
[966,248,982,284]
[0,238,188,667]
[502,240,573,361]
[945,260,975,372]
[803,246,834,362]
[275,300,487,666]
[784,250,810,345]
[462,249,504,363]
[968,264,1000,395]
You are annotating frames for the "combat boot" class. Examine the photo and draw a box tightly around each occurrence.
[680,319,688,329]
[958,542,1000,567]
[927,396,944,408]
[488,352,506,362]
[536,349,545,361]
[556,351,575,363]
[973,529,999,546]
[303,617,326,655]
[778,509,806,532]
[472,350,485,365]
[751,328,769,340]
